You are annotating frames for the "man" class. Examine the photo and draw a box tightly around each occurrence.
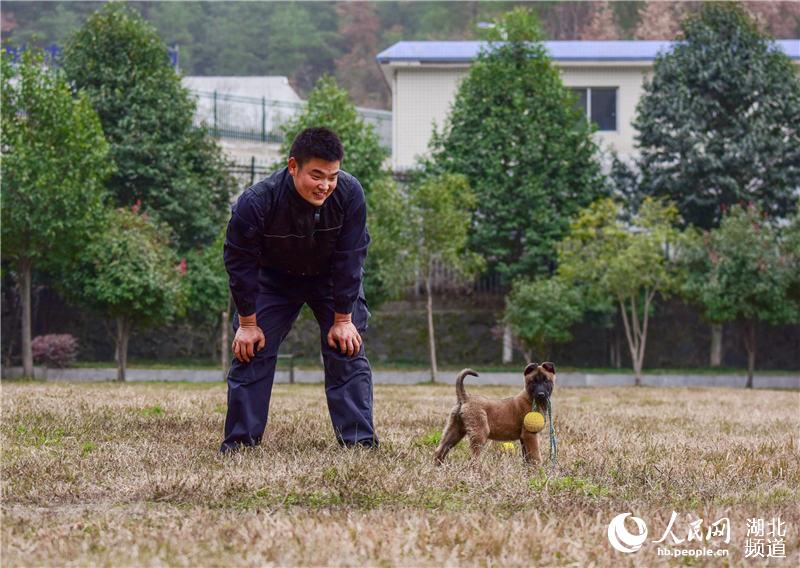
[220,126,378,453]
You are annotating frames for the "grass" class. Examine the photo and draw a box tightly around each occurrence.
[2,381,799,566]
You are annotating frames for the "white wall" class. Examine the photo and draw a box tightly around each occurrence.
[391,64,651,171]
[394,67,467,170]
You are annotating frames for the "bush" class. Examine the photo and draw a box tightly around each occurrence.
[31,334,78,368]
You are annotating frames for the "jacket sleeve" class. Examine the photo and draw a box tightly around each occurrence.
[223,189,265,317]
[331,179,370,314]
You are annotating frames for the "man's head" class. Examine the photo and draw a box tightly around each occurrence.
[287,127,344,206]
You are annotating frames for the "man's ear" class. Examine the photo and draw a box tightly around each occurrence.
[524,362,538,376]
[287,156,297,175]
[541,362,555,374]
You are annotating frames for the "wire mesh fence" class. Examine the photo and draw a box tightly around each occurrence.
[190,90,391,150]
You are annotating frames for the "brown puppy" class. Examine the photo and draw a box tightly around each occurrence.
[434,362,555,465]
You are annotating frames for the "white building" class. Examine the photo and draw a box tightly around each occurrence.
[376,40,800,172]
[180,76,303,167]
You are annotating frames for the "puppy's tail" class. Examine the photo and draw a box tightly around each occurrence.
[455,368,478,404]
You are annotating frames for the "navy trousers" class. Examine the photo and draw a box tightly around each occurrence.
[220,268,378,453]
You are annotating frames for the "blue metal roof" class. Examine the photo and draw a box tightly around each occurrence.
[376,39,800,63]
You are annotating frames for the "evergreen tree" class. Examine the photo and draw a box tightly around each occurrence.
[635,2,800,229]
[429,7,606,285]
[62,2,235,250]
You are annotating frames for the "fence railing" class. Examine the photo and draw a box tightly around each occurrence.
[189,90,392,150]
[410,260,506,296]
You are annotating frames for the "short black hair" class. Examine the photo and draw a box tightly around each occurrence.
[290,127,344,168]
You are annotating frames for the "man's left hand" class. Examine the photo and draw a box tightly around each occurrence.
[327,314,362,357]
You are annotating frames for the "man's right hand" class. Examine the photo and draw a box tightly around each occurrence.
[232,313,266,363]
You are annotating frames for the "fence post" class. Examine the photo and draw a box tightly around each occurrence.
[250,156,256,186]
[213,90,218,137]
[261,96,266,143]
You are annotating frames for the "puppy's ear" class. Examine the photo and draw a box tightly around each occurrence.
[541,362,555,374]
[524,362,538,376]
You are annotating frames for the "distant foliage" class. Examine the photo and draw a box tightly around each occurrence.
[5,1,799,109]
[31,334,78,368]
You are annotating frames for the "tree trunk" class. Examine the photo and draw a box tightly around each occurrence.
[709,323,723,367]
[743,320,756,389]
[618,291,654,388]
[502,323,513,363]
[116,315,131,382]
[425,275,438,383]
[19,259,34,378]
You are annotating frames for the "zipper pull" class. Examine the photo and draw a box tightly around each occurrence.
[314,207,321,224]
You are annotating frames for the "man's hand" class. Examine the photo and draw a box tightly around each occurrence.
[327,312,362,357]
[232,313,266,363]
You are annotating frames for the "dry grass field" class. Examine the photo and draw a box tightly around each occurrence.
[2,379,799,566]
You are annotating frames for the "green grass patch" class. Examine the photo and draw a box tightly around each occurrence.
[529,475,611,498]
[140,405,165,417]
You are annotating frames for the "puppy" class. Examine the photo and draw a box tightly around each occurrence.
[434,362,555,465]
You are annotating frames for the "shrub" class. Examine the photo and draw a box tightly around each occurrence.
[31,334,78,368]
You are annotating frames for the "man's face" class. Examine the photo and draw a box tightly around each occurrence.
[287,156,340,206]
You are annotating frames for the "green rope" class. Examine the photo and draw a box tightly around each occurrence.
[531,398,558,466]
[547,397,557,466]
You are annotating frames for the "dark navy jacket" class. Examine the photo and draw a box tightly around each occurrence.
[223,167,370,317]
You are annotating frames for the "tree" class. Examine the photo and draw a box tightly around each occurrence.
[681,204,799,387]
[62,2,235,250]
[558,198,685,385]
[277,74,397,307]
[380,174,483,382]
[579,1,619,40]
[1,49,111,377]
[334,1,389,109]
[69,206,186,381]
[635,2,800,230]
[430,7,606,285]
[182,227,231,377]
[634,1,696,40]
[504,277,583,363]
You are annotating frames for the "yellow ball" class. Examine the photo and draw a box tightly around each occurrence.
[524,411,545,433]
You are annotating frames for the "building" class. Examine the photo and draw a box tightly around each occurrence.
[376,40,800,172]
[181,76,303,168]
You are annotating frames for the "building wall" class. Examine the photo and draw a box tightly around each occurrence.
[394,67,466,170]
[392,64,654,171]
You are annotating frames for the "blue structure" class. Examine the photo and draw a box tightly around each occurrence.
[377,39,800,63]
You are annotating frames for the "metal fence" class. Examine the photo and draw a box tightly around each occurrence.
[189,90,392,150]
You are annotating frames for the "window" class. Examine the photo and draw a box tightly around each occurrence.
[570,87,617,131]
